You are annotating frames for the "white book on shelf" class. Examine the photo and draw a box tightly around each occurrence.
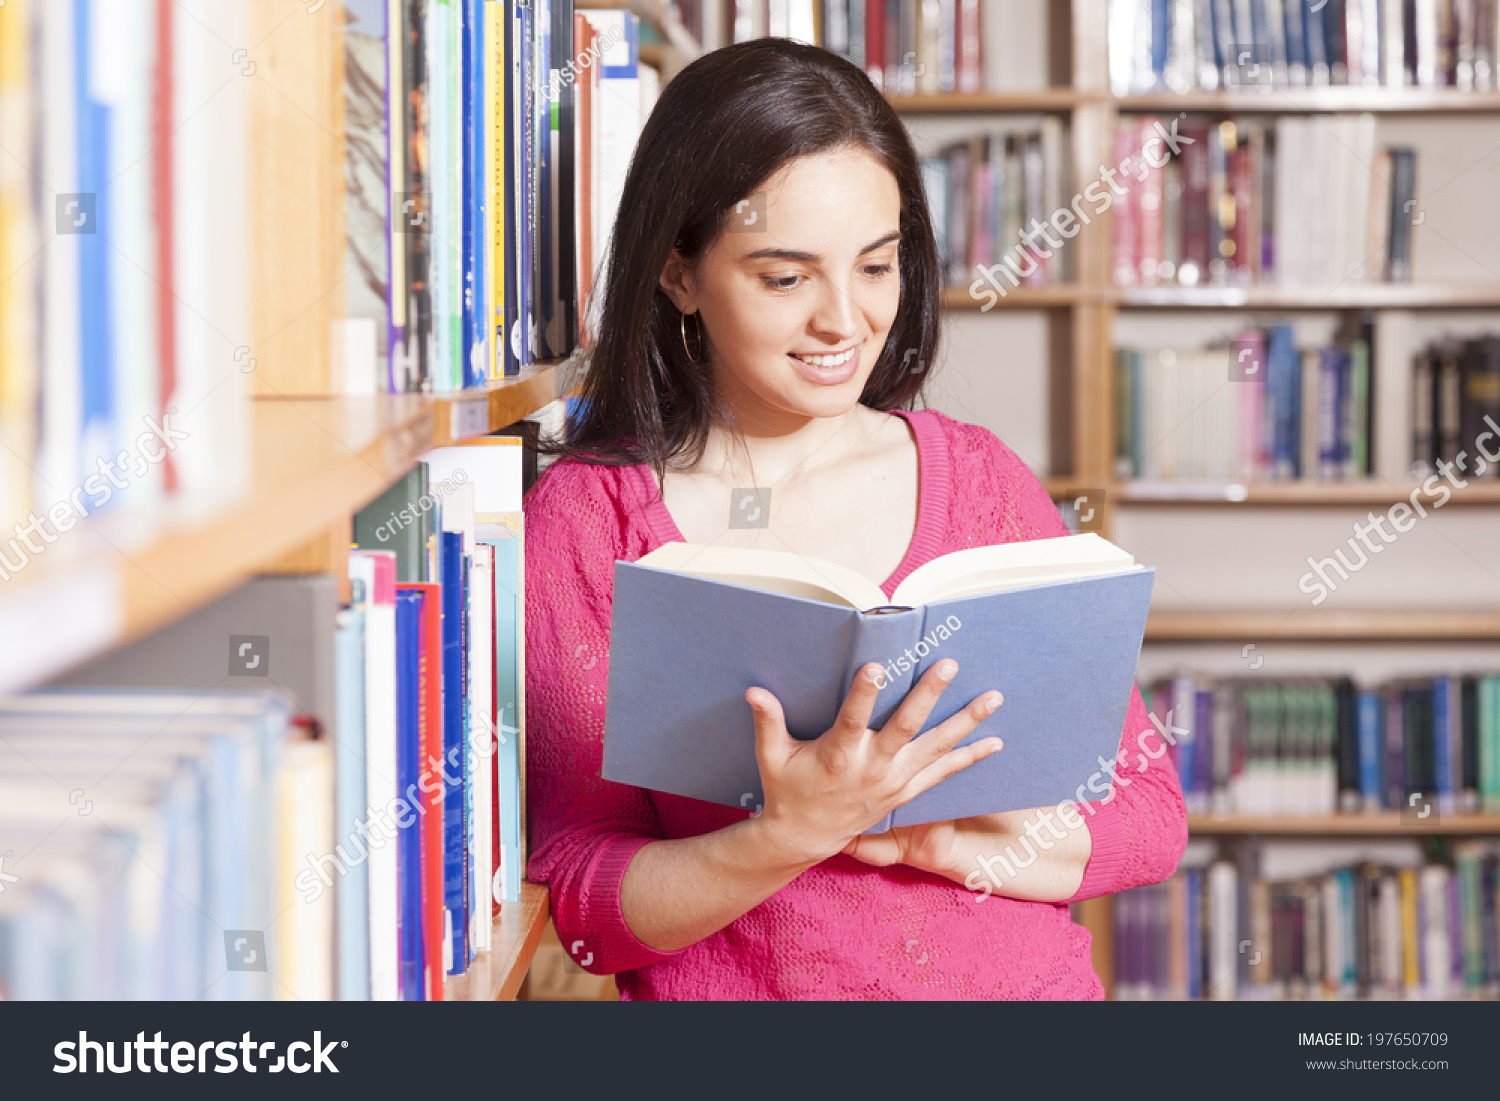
[171,0,251,503]
[469,544,495,953]
[276,738,335,1002]
[582,10,641,333]
[349,550,400,1001]
[1419,863,1451,998]
[37,0,82,516]
[1206,861,1239,1000]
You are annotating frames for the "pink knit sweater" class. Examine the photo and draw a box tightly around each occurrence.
[523,407,1187,999]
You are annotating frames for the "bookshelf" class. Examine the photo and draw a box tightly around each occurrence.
[895,0,1500,1000]
[0,364,569,694]
[444,882,552,1001]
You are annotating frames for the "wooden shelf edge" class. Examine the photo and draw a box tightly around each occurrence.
[443,881,550,1001]
[1115,89,1500,114]
[889,89,1083,113]
[1115,282,1500,308]
[1116,480,1500,506]
[1188,814,1500,835]
[1146,609,1500,640]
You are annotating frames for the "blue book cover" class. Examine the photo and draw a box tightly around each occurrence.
[501,0,521,374]
[1434,675,1453,809]
[1173,676,1196,804]
[536,0,554,358]
[394,588,427,1000]
[519,0,534,366]
[1356,689,1381,807]
[1304,0,1328,71]
[440,531,469,972]
[603,542,1156,832]
[1266,324,1299,477]
[334,605,371,1001]
[1150,0,1170,82]
[1317,345,1344,476]
[460,0,487,388]
[482,531,523,903]
[1186,868,1202,999]
[1284,0,1307,70]
[75,0,115,487]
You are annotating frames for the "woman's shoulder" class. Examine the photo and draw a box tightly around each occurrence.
[899,407,1035,479]
[898,407,1068,543]
[523,454,648,548]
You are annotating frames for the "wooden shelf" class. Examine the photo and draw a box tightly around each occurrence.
[444,881,551,1001]
[888,89,1084,113]
[1116,88,1500,114]
[0,365,565,694]
[1116,479,1500,505]
[1116,282,1500,309]
[1189,814,1500,835]
[1146,608,1500,640]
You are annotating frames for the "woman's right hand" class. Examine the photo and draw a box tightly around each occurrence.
[744,658,1003,868]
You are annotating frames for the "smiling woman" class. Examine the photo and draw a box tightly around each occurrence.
[524,38,1186,1002]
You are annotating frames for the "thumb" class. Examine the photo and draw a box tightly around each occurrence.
[746,687,790,769]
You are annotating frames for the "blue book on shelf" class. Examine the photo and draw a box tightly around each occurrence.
[603,535,1155,832]
[1434,675,1453,810]
[1150,0,1169,85]
[536,0,555,358]
[1304,0,1328,72]
[394,589,427,1001]
[440,531,469,973]
[334,605,371,1001]
[75,0,115,488]
[1356,689,1381,807]
[460,0,487,388]
[1186,867,1202,1000]
[1266,324,1299,477]
[519,0,534,366]
[481,528,523,903]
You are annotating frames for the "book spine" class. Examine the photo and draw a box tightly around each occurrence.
[441,533,469,973]
[1387,147,1416,281]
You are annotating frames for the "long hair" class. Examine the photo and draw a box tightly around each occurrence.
[543,38,942,477]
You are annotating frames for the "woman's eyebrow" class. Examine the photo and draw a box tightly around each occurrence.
[740,230,902,263]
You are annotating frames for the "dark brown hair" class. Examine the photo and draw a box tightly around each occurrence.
[542,38,942,476]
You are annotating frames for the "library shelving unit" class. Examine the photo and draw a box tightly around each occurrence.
[894,0,1500,997]
[0,365,568,999]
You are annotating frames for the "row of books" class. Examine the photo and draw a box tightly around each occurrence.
[922,121,1071,294]
[1141,674,1500,818]
[0,434,528,999]
[350,3,658,393]
[1109,0,1500,94]
[0,691,304,1000]
[1114,322,1376,483]
[0,0,254,569]
[703,0,987,94]
[1114,842,1500,1000]
[1110,114,1417,288]
[343,437,528,1000]
[1412,335,1500,477]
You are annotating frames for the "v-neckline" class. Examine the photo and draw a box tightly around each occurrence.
[631,408,949,598]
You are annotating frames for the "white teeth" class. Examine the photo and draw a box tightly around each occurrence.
[793,348,855,369]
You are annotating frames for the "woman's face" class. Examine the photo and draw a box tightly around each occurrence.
[663,145,904,428]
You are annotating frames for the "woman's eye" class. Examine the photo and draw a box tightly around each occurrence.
[761,274,803,291]
[863,263,894,277]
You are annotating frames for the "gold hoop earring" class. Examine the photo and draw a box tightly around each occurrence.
[680,310,705,364]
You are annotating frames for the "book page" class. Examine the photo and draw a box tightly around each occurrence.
[891,533,1143,605]
[634,542,887,609]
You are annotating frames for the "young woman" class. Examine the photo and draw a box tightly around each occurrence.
[524,39,1186,1000]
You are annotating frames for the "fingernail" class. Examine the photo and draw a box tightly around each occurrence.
[985,695,1001,713]
[988,739,1003,754]
[937,660,957,681]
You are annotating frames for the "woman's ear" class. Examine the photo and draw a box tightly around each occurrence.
[658,250,699,314]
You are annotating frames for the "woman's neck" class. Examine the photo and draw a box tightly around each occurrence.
[692,402,877,488]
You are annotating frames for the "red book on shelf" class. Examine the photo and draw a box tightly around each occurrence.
[1136,117,1163,287]
[1177,123,1211,286]
[1111,122,1138,286]
[956,0,982,94]
[1229,134,1255,286]
[866,0,885,90]
[399,581,446,1000]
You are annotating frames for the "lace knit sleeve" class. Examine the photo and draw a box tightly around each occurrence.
[946,417,1187,900]
[523,460,685,974]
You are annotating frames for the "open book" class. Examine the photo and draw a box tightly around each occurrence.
[602,534,1155,832]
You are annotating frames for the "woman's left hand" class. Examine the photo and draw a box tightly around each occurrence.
[839,812,1018,882]
[840,807,1092,902]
